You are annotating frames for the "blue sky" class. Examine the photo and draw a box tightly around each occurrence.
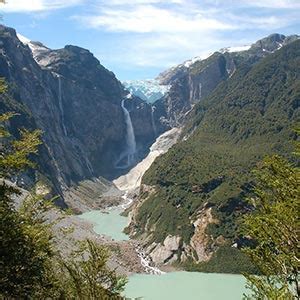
[1,0,300,80]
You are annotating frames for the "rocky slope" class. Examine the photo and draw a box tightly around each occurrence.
[7,179,144,276]
[127,39,300,272]
[156,33,299,126]
[0,25,168,207]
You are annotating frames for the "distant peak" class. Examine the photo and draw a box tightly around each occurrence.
[266,33,286,41]
[64,45,91,55]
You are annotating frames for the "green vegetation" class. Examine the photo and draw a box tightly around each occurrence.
[0,82,126,298]
[185,246,258,274]
[57,240,127,299]
[242,154,299,299]
[133,40,300,272]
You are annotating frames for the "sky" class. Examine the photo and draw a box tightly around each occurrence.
[0,0,300,80]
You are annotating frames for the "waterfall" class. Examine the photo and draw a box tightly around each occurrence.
[121,99,136,166]
[57,76,67,136]
[199,82,202,99]
[151,105,157,137]
[85,158,94,175]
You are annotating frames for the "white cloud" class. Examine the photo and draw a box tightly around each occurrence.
[222,13,291,30]
[72,1,238,70]
[2,0,299,77]
[76,5,234,33]
[72,0,300,72]
[240,0,300,9]
[0,0,83,13]
[95,28,228,72]
[107,0,184,4]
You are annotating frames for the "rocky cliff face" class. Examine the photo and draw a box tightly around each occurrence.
[0,25,167,205]
[156,33,299,126]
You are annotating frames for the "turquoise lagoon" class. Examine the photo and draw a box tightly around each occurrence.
[80,208,246,299]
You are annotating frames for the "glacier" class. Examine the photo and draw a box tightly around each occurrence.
[122,79,169,103]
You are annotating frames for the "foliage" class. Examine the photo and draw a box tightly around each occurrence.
[0,127,42,174]
[0,82,50,297]
[0,112,13,138]
[0,185,127,299]
[242,155,299,299]
[0,187,56,298]
[59,240,127,299]
[0,109,42,177]
[184,246,258,274]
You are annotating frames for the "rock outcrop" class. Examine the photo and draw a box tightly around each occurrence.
[148,235,181,264]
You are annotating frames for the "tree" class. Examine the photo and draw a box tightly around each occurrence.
[0,187,58,298]
[59,240,126,300]
[0,79,127,298]
[0,82,47,297]
[242,154,299,299]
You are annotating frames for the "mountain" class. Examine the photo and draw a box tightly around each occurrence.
[156,33,299,126]
[127,39,300,272]
[122,79,169,103]
[0,25,168,208]
[1,26,299,272]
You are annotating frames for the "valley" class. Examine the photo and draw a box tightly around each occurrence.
[0,20,299,299]
[78,128,247,299]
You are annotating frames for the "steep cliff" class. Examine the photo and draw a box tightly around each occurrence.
[0,25,167,206]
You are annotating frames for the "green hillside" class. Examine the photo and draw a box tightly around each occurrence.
[131,40,300,272]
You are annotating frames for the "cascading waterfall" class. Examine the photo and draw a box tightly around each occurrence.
[136,246,164,275]
[85,158,94,175]
[199,82,202,99]
[57,75,68,136]
[121,99,137,166]
[151,105,157,137]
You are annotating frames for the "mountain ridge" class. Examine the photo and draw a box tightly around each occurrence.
[127,38,300,272]
[155,33,299,126]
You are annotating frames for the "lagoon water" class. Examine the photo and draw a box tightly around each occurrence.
[79,207,247,300]
[79,208,129,241]
[125,272,246,300]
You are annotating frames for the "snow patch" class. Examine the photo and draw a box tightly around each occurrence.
[17,33,31,45]
[183,56,202,67]
[17,32,49,61]
[220,45,251,53]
